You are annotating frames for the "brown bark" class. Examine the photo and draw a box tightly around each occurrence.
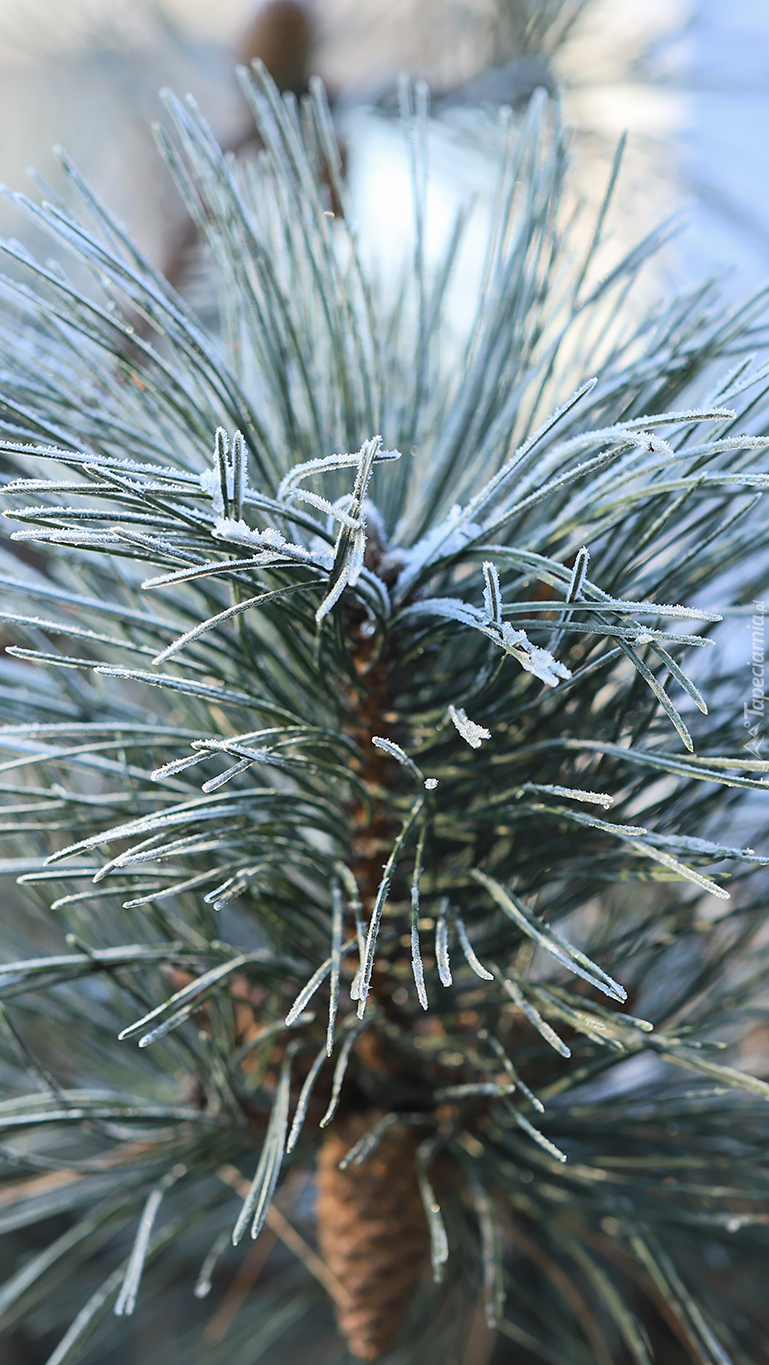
[236,1,315,96]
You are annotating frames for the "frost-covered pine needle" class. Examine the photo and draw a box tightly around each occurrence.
[285,1043,327,1156]
[372,735,424,784]
[115,1164,186,1315]
[416,1139,450,1284]
[118,955,251,1043]
[193,1231,230,1300]
[435,899,453,986]
[285,958,333,1027]
[319,1024,365,1129]
[499,976,572,1059]
[232,1053,292,1245]
[410,818,429,1010]
[455,917,494,981]
[327,881,343,1056]
[473,869,626,1000]
[448,705,492,749]
[335,1113,427,1171]
[468,1174,506,1329]
[501,1099,568,1163]
[356,797,424,1017]
[478,1029,545,1113]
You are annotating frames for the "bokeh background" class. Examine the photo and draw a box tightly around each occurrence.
[0,1,768,290]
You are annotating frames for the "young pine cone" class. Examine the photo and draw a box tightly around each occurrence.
[316,1114,430,1361]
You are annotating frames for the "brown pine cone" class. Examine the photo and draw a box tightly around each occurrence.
[316,1113,430,1361]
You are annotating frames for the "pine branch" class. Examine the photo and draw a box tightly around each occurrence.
[0,63,768,1365]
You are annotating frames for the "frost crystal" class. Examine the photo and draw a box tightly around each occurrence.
[200,427,249,520]
[213,517,333,568]
[633,430,675,458]
[448,705,492,749]
[498,624,571,686]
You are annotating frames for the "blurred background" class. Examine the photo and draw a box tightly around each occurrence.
[0,0,767,295]
[2,1,769,1361]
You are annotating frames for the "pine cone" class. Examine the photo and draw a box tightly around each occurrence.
[316,1114,430,1361]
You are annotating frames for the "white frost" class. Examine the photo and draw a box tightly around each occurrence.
[448,704,491,749]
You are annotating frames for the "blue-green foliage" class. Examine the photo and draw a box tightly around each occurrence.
[0,66,768,1365]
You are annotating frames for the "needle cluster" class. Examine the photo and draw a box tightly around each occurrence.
[0,66,768,1365]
